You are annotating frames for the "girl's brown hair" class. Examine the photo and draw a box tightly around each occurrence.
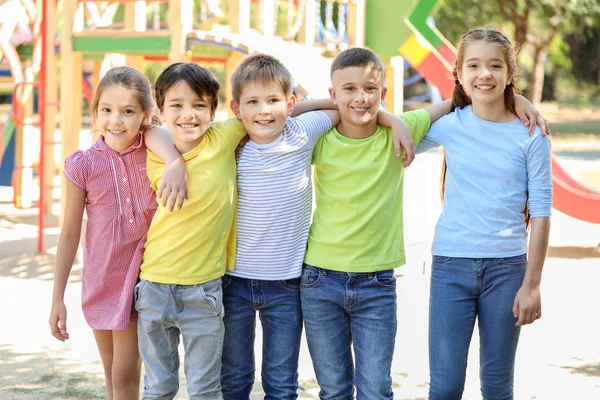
[441,27,530,226]
[90,66,160,135]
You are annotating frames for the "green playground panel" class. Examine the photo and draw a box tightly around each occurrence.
[72,36,171,55]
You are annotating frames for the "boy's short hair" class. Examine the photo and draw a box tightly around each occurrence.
[230,53,293,103]
[330,47,385,79]
[154,62,220,113]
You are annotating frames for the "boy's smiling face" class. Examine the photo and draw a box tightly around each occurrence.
[329,64,386,137]
[160,80,215,154]
[231,80,295,145]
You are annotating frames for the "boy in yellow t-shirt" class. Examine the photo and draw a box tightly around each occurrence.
[135,62,246,399]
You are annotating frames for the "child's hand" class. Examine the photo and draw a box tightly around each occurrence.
[235,134,250,158]
[391,120,415,167]
[514,95,551,136]
[158,157,188,212]
[512,283,542,326]
[49,301,69,342]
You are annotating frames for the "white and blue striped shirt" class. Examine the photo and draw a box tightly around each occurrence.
[229,111,333,280]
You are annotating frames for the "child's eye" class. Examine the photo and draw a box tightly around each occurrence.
[467,64,477,68]
[247,100,257,105]
[100,107,110,113]
[194,104,206,109]
[343,87,355,92]
[492,64,503,69]
[366,87,377,92]
[268,98,279,104]
[170,104,181,108]
[123,109,135,114]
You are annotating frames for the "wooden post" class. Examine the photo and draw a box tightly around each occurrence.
[346,0,365,48]
[384,56,404,115]
[261,0,275,37]
[124,1,145,71]
[168,0,184,63]
[59,0,83,225]
[297,0,315,46]
[225,51,244,117]
[228,0,250,34]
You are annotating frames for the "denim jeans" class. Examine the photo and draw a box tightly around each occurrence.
[428,255,527,400]
[135,278,225,400]
[300,264,397,400]
[220,275,303,400]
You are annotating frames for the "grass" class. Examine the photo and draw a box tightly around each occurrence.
[550,120,600,136]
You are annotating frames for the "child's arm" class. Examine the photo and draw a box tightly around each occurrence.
[376,109,414,167]
[145,126,187,212]
[514,95,550,136]
[424,100,453,124]
[293,98,415,166]
[49,181,85,342]
[512,217,550,326]
[291,99,337,117]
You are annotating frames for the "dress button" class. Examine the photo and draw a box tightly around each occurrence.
[126,198,130,203]
[123,177,127,182]
[129,219,133,223]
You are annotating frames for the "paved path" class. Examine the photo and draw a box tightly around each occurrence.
[1,151,599,399]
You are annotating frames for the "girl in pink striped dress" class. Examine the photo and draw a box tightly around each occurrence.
[49,66,185,400]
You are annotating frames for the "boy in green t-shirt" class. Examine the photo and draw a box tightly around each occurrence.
[299,48,450,399]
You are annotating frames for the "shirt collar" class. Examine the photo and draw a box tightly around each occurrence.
[92,133,143,155]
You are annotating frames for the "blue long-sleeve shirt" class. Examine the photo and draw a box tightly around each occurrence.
[416,105,552,258]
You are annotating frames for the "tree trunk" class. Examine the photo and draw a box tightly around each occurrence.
[528,45,548,105]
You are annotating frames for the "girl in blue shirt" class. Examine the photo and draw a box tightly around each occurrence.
[418,28,552,400]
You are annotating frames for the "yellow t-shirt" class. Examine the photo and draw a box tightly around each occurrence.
[140,118,246,285]
[304,109,431,272]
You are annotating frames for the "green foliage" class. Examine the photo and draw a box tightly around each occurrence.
[435,0,500,45]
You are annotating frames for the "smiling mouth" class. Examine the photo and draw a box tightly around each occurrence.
[108,129,126,135]
[351,106,370,113]
[475,85,495,90]
[255,120,274,125]
[178,123,198,129]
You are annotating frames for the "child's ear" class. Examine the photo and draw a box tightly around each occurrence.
[230,99,242,120]
[380,87,387,103]
[328,87,337,105]
[286,95,296,116]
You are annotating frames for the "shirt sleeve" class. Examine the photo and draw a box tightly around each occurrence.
[63,150,88,190]
[526,130,553,217]
[397,109,431,146]
[415,111,458,154]
[211,118,247,152]
[292,111,334,148]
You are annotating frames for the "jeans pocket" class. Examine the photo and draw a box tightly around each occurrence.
[198,281,223,316]
[301,264,321,288]
[134,280,147,310]
[373,270,397,289]
[500,254,527,267]
[278,277,301,291]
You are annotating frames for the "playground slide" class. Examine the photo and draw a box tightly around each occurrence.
[395,0,600,224]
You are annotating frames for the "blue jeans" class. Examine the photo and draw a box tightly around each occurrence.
[220,275,303,400]
[300,264,396,400]
[428,255,527,400]
[135,278,225,400]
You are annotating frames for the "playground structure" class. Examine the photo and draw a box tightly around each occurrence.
[0,0,598,254]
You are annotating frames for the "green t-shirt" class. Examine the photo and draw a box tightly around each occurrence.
[304,109,431,272]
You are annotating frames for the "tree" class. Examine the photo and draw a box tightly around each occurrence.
[497,0,600,104]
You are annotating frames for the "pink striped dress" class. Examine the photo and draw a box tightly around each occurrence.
[64,134,157,330]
